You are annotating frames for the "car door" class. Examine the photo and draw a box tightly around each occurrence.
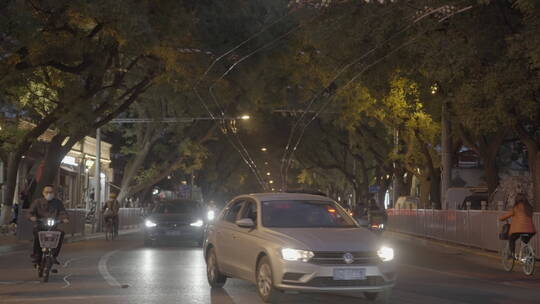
[215,199,245,275]
[232,199,263,281]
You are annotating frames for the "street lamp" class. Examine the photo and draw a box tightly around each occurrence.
[261,147,267,152]
[240,115,251,120]
[269,180,274,184]
[266,172,271,176]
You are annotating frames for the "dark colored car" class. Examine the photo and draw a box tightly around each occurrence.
[143,199,206,246]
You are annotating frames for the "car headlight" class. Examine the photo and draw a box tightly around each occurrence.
[281,248,314,262]
[190,219,204,227]
[377,246,394,262]
[207,210,215,221]
[145,220,157,228]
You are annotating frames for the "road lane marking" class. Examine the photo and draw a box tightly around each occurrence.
[98,250,122,287]
[61,274,72,288]
[98,250,130,289]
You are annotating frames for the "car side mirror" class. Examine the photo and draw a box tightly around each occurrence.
[236,218,255,228]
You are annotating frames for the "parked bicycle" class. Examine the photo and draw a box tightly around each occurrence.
[501,234,536,275]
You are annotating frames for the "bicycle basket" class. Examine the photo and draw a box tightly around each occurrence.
[38,231,61,249]
[499,223,510,240]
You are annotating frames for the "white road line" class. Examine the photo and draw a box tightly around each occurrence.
[61,274,72,288]
[98,250,122,287]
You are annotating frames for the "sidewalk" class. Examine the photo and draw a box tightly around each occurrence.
[0,227,140,255]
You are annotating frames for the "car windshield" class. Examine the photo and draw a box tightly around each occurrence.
[154,201,200,214]
[261,200,358,228]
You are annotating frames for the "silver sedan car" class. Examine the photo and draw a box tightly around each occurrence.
[204,193,396,303]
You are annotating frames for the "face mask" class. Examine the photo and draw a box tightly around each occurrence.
[45,193,54,201]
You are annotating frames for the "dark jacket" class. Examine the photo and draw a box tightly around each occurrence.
[102,199,120,216]
[28,198,69,221]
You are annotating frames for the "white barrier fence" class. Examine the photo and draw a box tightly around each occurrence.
[16,208,142,240]
[387,209,540,258]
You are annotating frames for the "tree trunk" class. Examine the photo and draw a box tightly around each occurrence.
[32,136,67,201]
[419,175,431,209]
[483,153,499,202]
[530,150,540,211]
[0,153,22,225]
[430,168,441,209]
[515,125,540,211]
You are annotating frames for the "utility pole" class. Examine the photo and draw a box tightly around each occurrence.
[441,100,452,210]
[95,127,102,232]
[392,128,399,207]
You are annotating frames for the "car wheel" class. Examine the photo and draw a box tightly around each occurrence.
[206,248,227,288]
[256,256,280,303]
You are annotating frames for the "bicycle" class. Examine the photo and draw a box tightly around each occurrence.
[104,216,116,241]
[500,234,536,275]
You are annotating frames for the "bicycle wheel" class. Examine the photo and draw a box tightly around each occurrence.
[521,244,535,276]
[42,257,51,283]
[501,242,514,272]
[105,221,113,241]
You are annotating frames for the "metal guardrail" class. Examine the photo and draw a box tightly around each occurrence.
[16,208,142,240]
[387,209,540,258]
[118,208,142,229]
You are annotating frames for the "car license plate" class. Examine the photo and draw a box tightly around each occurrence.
[333,268,366,280]
[166,230,181,236]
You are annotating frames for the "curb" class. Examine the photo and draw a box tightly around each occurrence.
[386,230,501,260]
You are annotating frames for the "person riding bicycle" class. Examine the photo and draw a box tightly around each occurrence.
[29,184,69,265]
[102,192,120,236]
[499,194,536,257]
[367,198,387,227]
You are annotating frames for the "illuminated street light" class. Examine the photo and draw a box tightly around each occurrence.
[266,172,271,176]
[269,180,274,184]
[240,115,251,120]
[261,147,267,152]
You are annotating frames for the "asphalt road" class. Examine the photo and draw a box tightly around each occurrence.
[1,232,539,304]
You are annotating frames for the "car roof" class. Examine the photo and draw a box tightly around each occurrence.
[234,192,335,203]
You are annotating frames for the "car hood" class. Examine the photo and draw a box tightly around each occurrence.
[147,213,202,224]
[266,227,380,252]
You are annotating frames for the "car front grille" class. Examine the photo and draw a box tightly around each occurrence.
[310,251,381,265]
[287,276,385,287]
[157,222,189,228]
